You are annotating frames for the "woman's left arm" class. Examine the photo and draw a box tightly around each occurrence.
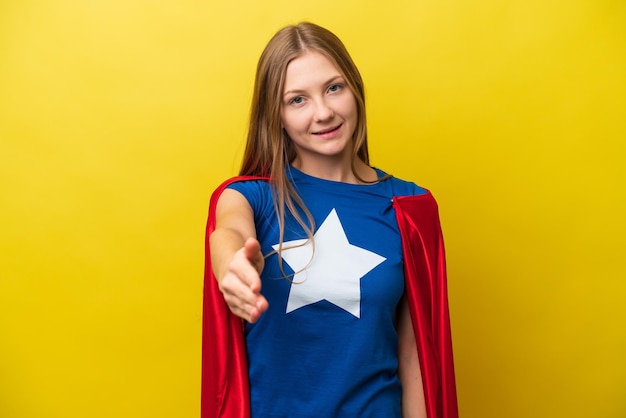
[397,293,427,418]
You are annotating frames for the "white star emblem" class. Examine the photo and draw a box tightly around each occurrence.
[272,209,386,318]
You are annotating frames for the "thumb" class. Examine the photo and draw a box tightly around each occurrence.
[243,237,261,259]
[243,237,264,272]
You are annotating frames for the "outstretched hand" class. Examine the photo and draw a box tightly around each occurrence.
[218,237,269,323]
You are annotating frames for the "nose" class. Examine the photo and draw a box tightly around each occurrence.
[313,99,334,122]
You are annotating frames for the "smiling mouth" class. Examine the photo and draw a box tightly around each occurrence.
[313,124,342,135]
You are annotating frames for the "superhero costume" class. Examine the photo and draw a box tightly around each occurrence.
[201,175,458,418]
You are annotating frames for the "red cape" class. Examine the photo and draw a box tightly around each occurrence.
[201,176,458,418]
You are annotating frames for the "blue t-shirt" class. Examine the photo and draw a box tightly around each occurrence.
[228,166,427,418]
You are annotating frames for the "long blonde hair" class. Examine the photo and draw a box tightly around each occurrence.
[240,22,370,265]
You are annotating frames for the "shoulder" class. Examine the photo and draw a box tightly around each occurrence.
[210,176,274,217]
[375,169,429,197]
[214,175,270,190]
[210,175,270,199]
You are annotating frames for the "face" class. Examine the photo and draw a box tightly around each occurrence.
[280,51,358,168]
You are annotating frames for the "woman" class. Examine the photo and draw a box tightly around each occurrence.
[202,22,458,418]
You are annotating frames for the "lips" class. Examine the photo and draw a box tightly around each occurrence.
[313,124,342,135]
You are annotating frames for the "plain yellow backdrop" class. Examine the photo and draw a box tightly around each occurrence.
[1,1,624,417]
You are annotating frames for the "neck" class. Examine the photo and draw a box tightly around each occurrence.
[291,157,377,184]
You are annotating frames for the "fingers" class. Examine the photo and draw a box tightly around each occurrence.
[219,239,268,323]
[249,295,269,323]
[220,277,268,323]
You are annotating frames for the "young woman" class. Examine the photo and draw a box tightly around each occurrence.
[202,22,458,418]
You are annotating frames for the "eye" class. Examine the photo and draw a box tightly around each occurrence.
[328,84,343,93]
[289,96,304,105]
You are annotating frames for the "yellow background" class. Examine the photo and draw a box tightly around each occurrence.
[1,1,624,417]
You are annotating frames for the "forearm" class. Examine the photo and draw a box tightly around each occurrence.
[399,350,426,418]
[397,295,427,418]
[209,227,248,283]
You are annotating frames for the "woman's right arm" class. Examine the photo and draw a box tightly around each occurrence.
[209,188,268,323]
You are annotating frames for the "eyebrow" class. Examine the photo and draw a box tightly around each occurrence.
[283,75,344,97]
